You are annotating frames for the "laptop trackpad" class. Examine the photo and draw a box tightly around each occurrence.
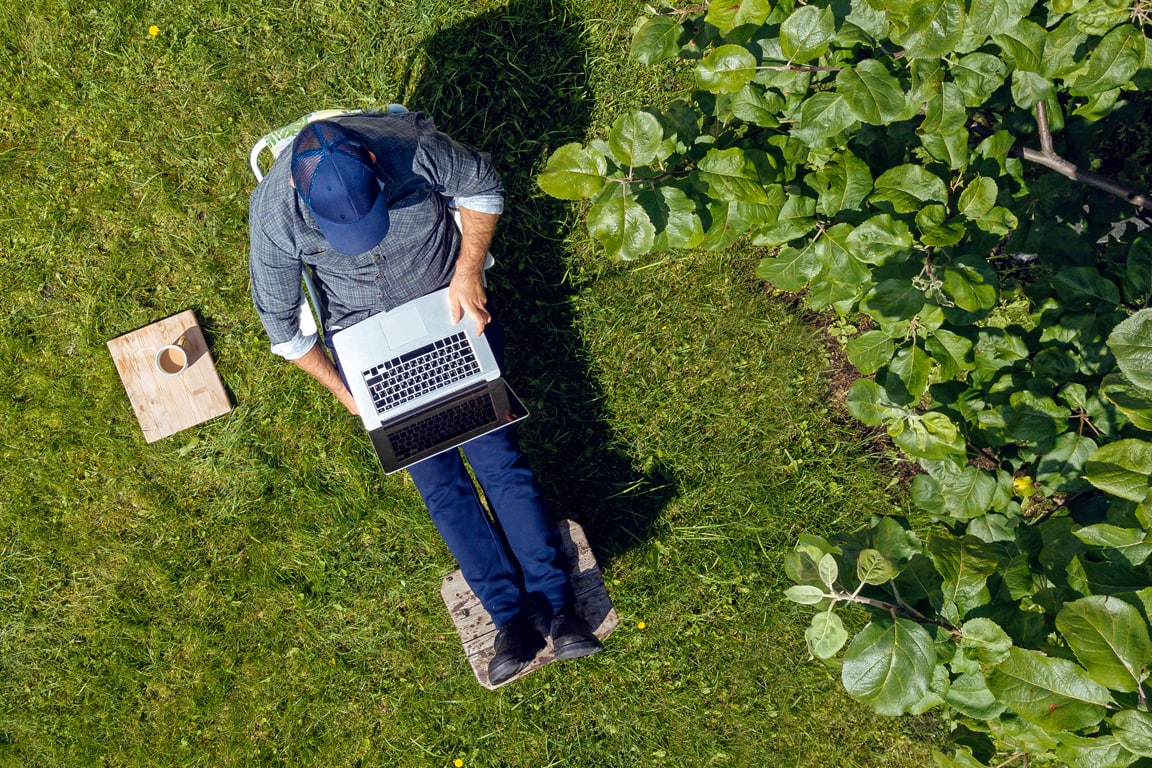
[382,305,427,349]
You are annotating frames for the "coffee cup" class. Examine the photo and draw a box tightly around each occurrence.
[155,335,188,376]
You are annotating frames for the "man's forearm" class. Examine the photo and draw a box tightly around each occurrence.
[456,207,499,275]
[291,341,359,415]
[449,207,499,333]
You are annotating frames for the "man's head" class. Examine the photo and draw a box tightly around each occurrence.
[291,121,389,256]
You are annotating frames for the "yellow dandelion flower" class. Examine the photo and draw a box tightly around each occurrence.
[148,25,159,36]
[454,760,464,768]
[637,621,647,629]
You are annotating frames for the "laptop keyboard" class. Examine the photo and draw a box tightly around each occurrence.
[362,331,481,414]
[387,389,497,461]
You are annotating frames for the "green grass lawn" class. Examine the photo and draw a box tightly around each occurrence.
[1,1,942,765]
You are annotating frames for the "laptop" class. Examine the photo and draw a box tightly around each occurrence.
[331,287,529,473]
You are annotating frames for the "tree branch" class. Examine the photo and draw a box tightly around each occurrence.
[832,590,959,632]
[1015,101,1152,212]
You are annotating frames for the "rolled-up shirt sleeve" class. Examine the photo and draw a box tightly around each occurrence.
[412,116,504,215]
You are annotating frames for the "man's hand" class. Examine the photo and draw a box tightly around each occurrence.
[449,268,490,335]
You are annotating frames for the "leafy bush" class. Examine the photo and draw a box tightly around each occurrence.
[538,0,1152,764]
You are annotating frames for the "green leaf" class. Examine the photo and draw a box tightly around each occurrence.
[842,618,937,716]
[791,92,857,147]
[608,110,664,167]
[959,0,1031,51]
[969,205,1018,236]
[750,194,817,246]
[871,164,949,213]
[780,5,836,62]
[987,647,1111,731]
[925,328,974,379]
[889,411,966,461]
[857,548,898,585]
[1077,0,1134,35]
[993,19,1046,73]
[810,150,874,216]
[846,0,889,40]
[1070,23,1147,97]
[939,466,998,521]
[1072,525,1152,567]
[932,748,987,768]
[1102,372,1152,431]
[926,534,998,620]
[1053,266,1122,310]
[1041,15,1089,79]
[1056,595,1152,692]
[918,131,970,171]
[861,279,925,324]
[697,147,770,203]
[1109,309,1152,391]
[872,517,919,564]
[700,199,776,251]
[807,611,850,659]
[1011,70,1054,110]
[836,59,908,125]
[1054,732,1132,768]
[1114,710,1152,758]
[846,379,905,426]
[756,244,821,291]
[1124,235,1152,305]
[726,83,785,127]
[1036,432,1098,494]
[537,143,608,200]
[920,81,966,134]
[960,618,1012,665]
[818,552,839,587]
[940,255,999,313]
[705,0,772,35]
[886,342,932,401]
[957,177,997,219]
[630,14,684,66]
[847,331,896,375]
[890,0,965,59]
[917,204,965,247]
[1086,439,1152,502]
[644,186,706,252]
[696,45,759,94]
[785,584,828,605]
[587,185,656,259]
[845,214,913,265]
[945,672,1005,720]
[950,52,1009,107]
[1005,390,1070,443]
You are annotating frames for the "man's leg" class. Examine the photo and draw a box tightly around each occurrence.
[461,426,574,616]
[407,450,526,628]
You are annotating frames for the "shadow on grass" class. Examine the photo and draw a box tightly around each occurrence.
[408,0,674,561]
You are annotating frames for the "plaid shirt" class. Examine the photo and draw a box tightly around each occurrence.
[248,112,503,359]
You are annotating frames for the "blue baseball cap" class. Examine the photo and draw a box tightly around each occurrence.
[291,121,390,256]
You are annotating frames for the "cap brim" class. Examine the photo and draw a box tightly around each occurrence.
[312,184,390,256]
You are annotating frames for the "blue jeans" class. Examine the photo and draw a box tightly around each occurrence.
[328,318,573,627]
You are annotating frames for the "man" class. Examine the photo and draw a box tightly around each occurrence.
[248,112,601,685]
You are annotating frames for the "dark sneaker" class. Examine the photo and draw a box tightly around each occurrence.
[549,606,603,661]
[488,613,546,686]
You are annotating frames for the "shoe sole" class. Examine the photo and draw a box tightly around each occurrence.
[488,657,528,686]
[553,640,603,661]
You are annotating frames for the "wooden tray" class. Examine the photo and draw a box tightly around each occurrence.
[107,310,231,442]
